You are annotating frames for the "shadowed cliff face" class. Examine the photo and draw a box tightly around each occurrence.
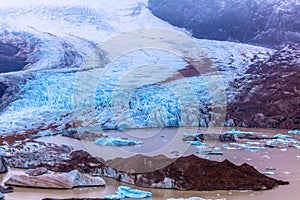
[0,41,27,73]
[227,44,300,129]
[148,0,300,47]
[0,82,7,99]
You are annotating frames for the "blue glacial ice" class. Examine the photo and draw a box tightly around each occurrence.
[183,133,201,137]
[224,128,254,135]
[29,130,60,139]
[94,136,143,146]
[104,186,152,199]
[288,130,300,135]
[274,134,291,139]
[262,171,275,176]
[186,141,206,146]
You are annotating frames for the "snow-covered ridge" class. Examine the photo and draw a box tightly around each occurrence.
[0,0,275,134]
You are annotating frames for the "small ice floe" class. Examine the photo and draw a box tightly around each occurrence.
[94,136,143,146]
[246,141,261,145]
[29,130,60,139]
[231,143,264,151]
[265,137,300,148]
[0,192,3,199]
[262,171,275,176]
[288,130,300,135]
[265,138,290,148]
[213,147,222,151]
[243,157,252,161]
[186,141,206,146]
[223,146,238,150]
[266,167,276,171]
[294,144,300,149]
[280,148,287,152]
[104,186,152,199]
[274,134,291,139]
[183,133,200,138]
[245,146,265,151]
[224,129,254,135]
[262,155,271,159]
[167,197,206,200]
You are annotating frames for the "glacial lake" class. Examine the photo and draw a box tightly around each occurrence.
[1,127,300,200]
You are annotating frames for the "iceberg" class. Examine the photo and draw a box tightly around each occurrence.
[224,129,254,135]
[183,133,200,138]
[274,134,291,139]
[262,171,275,176]
[244,146,265,151]
[29,130,60,139]
[186,141,206,146]
[104,186,152,199]
[288,130,300,135]
[94,136,143,146]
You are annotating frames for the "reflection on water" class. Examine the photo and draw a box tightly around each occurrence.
[3,127,299,200]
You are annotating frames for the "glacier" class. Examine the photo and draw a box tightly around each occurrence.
[0,0,276,135]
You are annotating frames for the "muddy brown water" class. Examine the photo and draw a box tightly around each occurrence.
[1,127,300,199]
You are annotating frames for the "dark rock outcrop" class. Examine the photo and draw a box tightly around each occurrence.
[0,158,7,173]
[183,133,236,143]
[0,186,13,193]
[148,0,300,47]
[61,130,80,140]
[105,154,288,191]
[0,42,27,73]
[227,44,300,129]
[238,134,274,140]
[61,130,103,141]
[106,154,175,174]
[0,83,7,99]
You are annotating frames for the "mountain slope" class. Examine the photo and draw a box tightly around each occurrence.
[148,0,300,47]
[227,44,300,128]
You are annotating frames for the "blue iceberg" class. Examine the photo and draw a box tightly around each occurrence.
[186,141,206,146]
[183,133,200,138]
[94,136,143,146]
[104,186,152,199]
[224,129,254,135]
[288,130,300,135]
[262,171,275,176]
[244,146,265,151]
[29,130,61,139]
[274,134,291,139]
